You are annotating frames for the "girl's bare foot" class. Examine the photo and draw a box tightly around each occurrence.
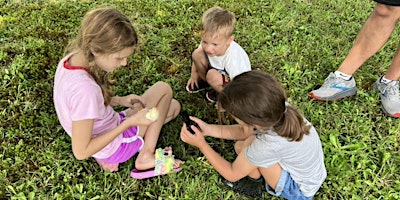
[95,158,119,172]
[135,147,184,171]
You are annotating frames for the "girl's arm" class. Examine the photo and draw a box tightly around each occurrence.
[199,143,257,182]
[190,116,254,141]
[71,108,151,160]
[110,94,145,108]
[71,119,131,160]
[180,125,257,182]
[206,124,254,140]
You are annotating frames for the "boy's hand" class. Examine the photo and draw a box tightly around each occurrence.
[186,71,201,90]
[186,78,199,92]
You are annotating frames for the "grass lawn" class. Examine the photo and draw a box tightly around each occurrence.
[1,0,399,199]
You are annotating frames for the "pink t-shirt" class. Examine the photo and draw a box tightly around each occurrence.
[53,54,122,159]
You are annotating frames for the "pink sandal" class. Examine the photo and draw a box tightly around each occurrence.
[130,147,182,179]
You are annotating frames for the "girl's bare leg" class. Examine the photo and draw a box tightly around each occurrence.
[234,136,282,189]
[134,81,181,170]
[234,136,261,179]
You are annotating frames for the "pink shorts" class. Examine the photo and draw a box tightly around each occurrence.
[101,112,144,164]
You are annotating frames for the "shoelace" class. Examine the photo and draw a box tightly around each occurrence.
[322,74,342,87]
[381,81,399,95]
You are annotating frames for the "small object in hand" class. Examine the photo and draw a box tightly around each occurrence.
[146,107,159,121]
[181,111,201,134]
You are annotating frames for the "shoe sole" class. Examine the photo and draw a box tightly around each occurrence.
[380,102,400,118]
[186,85,209,93]
[310,88,357,101]
[381,106,400,118]
[205,93,216,103]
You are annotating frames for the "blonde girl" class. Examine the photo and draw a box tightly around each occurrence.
[54,7,183,174]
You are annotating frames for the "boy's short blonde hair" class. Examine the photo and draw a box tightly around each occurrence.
[201,6,236,38]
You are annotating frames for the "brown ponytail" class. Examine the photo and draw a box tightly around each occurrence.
[273,105,310,141]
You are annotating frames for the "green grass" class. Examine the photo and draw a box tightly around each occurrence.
[1,0,400,199]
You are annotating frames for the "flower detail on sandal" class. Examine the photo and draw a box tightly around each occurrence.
[154,147,175,175]
[130,146,183,179]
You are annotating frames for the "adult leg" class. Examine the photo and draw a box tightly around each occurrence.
[310,4,400,101]
[385,44,400,80]
[134,81,181,170]
[338,3,400,75]
[374,43,400,118]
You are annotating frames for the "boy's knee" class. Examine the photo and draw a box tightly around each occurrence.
[206,69,220,83]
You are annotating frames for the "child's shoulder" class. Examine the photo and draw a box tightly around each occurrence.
[226,41,249,56]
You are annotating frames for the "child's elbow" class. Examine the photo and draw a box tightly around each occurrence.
[73,151,90,160]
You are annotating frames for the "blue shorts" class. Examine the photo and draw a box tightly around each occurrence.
[265,170,313,200]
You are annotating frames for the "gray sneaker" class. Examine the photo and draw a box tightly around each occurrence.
[310,72,357,101]
[373,76,400,118]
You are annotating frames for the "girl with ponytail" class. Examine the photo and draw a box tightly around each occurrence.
[181,70,326,199]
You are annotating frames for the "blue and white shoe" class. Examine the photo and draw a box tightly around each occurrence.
[373,76,400,118]
[310,72,357,101]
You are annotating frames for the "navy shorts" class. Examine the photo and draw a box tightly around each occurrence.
[374,0,400,6]
[204,51,230,86]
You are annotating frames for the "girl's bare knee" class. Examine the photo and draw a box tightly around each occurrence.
[234,141,244,154]
[154,81,173,96]
[171,99,181,118]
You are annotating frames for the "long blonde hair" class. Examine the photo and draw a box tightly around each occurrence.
[65,7,138,105]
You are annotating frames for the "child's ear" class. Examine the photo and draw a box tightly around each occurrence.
[91,50,100,57]
[226,35,234,45]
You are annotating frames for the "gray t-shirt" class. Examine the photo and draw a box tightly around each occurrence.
[245,121,326,197]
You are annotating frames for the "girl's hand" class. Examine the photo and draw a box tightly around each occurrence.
[125,107,154,127]
[180,116,208,148]
[188,116,211,137]
[180,123,207,148]
[116,94,146,109]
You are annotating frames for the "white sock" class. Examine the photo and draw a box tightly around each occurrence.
[334,71,352,81]
[380,76,395,85]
